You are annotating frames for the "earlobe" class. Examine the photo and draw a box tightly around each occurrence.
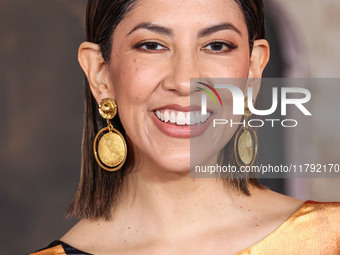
[248,39,270,79]
[78,42,113,104]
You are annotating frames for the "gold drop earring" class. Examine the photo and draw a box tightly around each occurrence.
[234,99,258,167]
[93,98,127,171]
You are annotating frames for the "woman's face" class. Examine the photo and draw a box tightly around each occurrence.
[108,0,252,172]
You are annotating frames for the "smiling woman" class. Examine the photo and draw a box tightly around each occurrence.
[30,0,340,254]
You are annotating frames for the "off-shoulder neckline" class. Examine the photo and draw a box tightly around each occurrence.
[53,200,327,254]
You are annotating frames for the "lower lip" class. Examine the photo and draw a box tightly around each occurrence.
[150,112,213,138]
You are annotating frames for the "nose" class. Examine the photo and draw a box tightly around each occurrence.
[162,50,199,96]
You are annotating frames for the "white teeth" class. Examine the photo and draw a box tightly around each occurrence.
[185,112,190,125]
[200,113,205,123]
[194,112,200,124]
[155,110,211,125]
[176,112,186,125]
[156,111,161,119]
[164,110,170,123]
[170,112,176,123]
[190,112,195,125]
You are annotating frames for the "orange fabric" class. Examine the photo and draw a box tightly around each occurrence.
[235,200,340,255]
[29,244,66,255]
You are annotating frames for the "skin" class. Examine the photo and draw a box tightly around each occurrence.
[61,0,304,254]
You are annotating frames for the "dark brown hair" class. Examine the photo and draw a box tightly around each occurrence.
[67,0,266,220]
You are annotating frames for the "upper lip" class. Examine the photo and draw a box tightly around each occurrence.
[152,104,214,113]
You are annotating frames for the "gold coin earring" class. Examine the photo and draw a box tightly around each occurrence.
[93,98,127,171]
[234,99,258,167]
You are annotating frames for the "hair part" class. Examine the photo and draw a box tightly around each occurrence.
[67,0,266,220]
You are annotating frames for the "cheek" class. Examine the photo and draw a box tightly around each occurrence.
[111,55,160,105]
[108,52,164,142]
[224,52,251,78]
[200,52,250,78]
[229,57,250,77]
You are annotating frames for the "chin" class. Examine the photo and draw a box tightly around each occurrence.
[156,155,191,174]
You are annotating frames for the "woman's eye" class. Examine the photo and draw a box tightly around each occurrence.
[202,42,237,53]
[135,42,167,51]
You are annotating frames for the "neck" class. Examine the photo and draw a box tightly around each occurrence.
[114,161,255,239]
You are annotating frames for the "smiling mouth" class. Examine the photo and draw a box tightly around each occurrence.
[154,110,211,126]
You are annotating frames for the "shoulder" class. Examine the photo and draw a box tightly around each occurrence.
[236,200,340,255]
[291,200,340,232]
[293,200,340,223]
[280,200,340,254]
[301,200,340,212]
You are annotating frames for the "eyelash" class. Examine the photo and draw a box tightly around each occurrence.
[134,41,237,53]
[134,41,168,52]
[202,41,238,53]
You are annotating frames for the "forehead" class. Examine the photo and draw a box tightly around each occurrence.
[119,0,246,33]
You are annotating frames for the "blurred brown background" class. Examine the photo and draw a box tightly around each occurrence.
[0,1,86,254]
[0,0,339,254]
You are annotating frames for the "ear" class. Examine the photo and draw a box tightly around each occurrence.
[247,39,270,99]
[78,42,113,104]
[248,39,270,79]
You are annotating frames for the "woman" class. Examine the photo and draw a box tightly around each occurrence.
[31,0,340,254]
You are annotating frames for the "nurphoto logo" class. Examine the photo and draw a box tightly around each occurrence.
[197,82,312,128]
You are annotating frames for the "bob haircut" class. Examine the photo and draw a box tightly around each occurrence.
[68,0,266,220]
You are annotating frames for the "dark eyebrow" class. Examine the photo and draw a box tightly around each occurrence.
[198,23,242,37]
[127,22,174,37]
